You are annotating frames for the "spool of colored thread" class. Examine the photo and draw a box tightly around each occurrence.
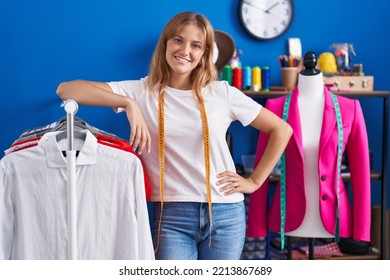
[222,65,232,85]
[233,67,243,89]
[243,66,252,90]
[261,66,270,91]
[252,66,261,91]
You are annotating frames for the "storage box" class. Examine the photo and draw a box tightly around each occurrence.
[323,75,374,92]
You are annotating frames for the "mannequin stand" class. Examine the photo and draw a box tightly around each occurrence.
[287,237,315,260]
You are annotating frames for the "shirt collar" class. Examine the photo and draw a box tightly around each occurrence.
[39,130,97,168]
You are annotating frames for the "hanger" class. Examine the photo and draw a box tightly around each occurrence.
[55,126,87,142]
[53,116,99,140]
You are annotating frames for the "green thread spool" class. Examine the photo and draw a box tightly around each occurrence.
[222,65,232,85]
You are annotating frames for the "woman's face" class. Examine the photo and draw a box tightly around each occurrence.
[166,24,206,79]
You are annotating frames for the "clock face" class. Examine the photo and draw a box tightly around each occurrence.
[239,0,294,40]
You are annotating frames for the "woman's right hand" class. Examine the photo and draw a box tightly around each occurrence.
[125,99,151,155]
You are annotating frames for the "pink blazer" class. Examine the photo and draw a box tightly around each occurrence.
[247,86,371,242]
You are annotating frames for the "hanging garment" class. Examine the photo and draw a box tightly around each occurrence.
[247,86,371,242]
[0,130,154,260]
[5,118,151,200]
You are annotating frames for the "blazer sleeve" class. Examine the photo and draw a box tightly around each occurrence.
[247,131,270,238]
[345,100,371,241]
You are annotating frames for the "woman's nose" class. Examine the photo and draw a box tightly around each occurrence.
[180,43,190,55]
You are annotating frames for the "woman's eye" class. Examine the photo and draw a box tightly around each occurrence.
[192,44,201,49]
[173,38,182,44]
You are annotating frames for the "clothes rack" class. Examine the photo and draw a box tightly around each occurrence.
[1,106,155,259]
[62,99,79,260]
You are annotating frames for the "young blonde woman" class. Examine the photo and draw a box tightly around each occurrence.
[56,11,292,260]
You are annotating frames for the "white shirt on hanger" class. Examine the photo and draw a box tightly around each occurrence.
[0,130,154,260]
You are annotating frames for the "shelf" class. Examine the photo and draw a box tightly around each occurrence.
[287,249,380,260]
[243,89,390,98]
[329,251,380,260]
[271,237,380,260]
[267,172,382,183]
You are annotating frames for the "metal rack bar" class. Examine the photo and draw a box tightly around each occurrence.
[62,99,79,260]
[381,94,388,259]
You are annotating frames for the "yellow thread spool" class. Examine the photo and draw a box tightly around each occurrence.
[252,66,261,91]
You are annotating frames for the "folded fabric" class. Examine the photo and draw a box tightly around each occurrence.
[298,242,344,257]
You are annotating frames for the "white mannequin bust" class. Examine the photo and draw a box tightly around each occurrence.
[287,68,333,238]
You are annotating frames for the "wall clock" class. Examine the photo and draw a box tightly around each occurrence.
[239,0,294,40]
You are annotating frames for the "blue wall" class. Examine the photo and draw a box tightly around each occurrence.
[1,0,389,207]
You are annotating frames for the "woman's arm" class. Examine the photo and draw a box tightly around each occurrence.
[56,80,151,154]
[57,80,129,107]
[217,107,292,195]
[248,107,292,188]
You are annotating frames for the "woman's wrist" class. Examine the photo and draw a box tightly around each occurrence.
[121,96,134,110]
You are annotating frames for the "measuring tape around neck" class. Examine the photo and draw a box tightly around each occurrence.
[156,91,212,252]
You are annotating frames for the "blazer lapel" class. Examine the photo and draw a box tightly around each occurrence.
[319,87,337,155]
[288,88,304,160]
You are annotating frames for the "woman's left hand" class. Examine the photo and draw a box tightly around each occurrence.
[216,171,259,195]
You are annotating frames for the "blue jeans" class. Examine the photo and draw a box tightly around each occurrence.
[153,201,246,260]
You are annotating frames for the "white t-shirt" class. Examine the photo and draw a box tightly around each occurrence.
[107,78,262,203]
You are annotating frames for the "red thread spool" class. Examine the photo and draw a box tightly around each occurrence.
[233,67,243,89]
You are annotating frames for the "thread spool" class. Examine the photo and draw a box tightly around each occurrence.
[222,65,232,85]
[261,66,270,91]
[243,66,252,90]
[233,67,243,89]
[252,66,261,91]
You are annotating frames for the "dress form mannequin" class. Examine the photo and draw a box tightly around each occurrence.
[287,51,333,239]
[247,51,371,259]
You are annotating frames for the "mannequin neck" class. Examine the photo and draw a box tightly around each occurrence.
[297,72,324,98]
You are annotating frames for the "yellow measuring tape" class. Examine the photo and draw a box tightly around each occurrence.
[198,100,213,247]
[156,91,212,252]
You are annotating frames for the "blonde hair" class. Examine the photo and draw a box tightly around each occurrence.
[146,11,218,101]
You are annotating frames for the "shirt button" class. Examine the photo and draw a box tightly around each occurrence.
[322,195,328,201]
[321,175,326,181]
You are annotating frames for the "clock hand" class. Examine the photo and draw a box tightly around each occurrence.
[265,2,280,14]
[243,0,267,12]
